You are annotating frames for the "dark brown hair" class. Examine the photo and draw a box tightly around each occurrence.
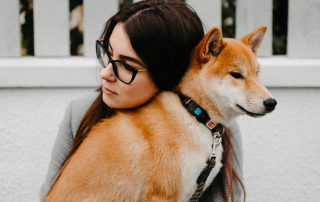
[101,0,204,91]
[57,0,244,201]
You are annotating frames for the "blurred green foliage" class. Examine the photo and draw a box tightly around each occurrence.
[70,0,83,55]
[20,0,34,55]
[273,0,288,55]
[222,0,236,38]
[120,0,133,10]
[20,0,288,56]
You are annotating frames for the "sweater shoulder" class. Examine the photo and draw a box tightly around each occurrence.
[70,90,100,137]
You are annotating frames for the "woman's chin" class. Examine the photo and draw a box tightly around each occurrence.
[102,94,117,108]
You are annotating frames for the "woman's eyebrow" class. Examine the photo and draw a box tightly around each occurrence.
[109,44,144,67]
[118,55,144,67]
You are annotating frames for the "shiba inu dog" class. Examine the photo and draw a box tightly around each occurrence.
[45,26,276,202]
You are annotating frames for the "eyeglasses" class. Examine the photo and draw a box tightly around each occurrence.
[96,40,147,84]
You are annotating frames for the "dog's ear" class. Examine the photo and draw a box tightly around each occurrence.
[198,27,224,63]
[240,26,267,55]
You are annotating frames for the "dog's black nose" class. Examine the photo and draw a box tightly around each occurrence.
[263,99,277,112]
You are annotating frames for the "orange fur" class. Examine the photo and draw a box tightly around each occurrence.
[45,26,275,202]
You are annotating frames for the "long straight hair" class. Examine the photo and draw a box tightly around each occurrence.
[56,0,245,201]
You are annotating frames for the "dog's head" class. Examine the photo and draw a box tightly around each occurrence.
[179,26,277,123]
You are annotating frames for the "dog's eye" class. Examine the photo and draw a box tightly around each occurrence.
[230,72,243,79]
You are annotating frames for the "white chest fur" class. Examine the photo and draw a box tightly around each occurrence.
[179,121,223,202]
[159,93,224,202]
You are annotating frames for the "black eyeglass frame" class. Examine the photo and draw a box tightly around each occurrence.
[96,40,147,84]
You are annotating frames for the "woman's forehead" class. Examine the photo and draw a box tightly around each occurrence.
[109,23,145,67]
[109,23,135,55]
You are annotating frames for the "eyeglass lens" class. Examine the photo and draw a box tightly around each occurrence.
[97,43,134,83]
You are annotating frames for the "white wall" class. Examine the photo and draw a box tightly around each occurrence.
[0,88,95,202]
[0,87,319,201]
[238,88,320,201]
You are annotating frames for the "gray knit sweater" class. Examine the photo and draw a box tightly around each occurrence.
[39,91,244,202]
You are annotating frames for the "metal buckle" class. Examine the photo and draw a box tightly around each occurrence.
[209,132,222,162]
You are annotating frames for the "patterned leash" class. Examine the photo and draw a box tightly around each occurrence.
[188,128,224,202]
[175,91,225,202]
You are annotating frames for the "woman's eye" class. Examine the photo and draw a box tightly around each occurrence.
[230,72,243,79]
[124,65,132,71]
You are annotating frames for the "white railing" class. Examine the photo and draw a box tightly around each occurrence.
[1,0,320,87]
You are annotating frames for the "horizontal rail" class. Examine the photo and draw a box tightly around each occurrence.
[1,56,319,88]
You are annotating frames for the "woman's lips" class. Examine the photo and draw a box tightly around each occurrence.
[102,86,117,95]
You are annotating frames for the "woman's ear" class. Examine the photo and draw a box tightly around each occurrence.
[240,25,267,55]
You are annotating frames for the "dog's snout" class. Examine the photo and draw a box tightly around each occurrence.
[263,99,277,112]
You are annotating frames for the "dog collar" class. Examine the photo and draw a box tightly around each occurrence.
[176,92,221,133]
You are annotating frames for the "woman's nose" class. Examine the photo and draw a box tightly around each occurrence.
[100,63,117,82]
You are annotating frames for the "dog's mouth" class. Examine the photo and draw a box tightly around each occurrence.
[236,104,266,117]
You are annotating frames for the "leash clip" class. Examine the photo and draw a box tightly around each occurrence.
[209,132,222,162]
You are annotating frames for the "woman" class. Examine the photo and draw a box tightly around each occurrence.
[40,0,244,201]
